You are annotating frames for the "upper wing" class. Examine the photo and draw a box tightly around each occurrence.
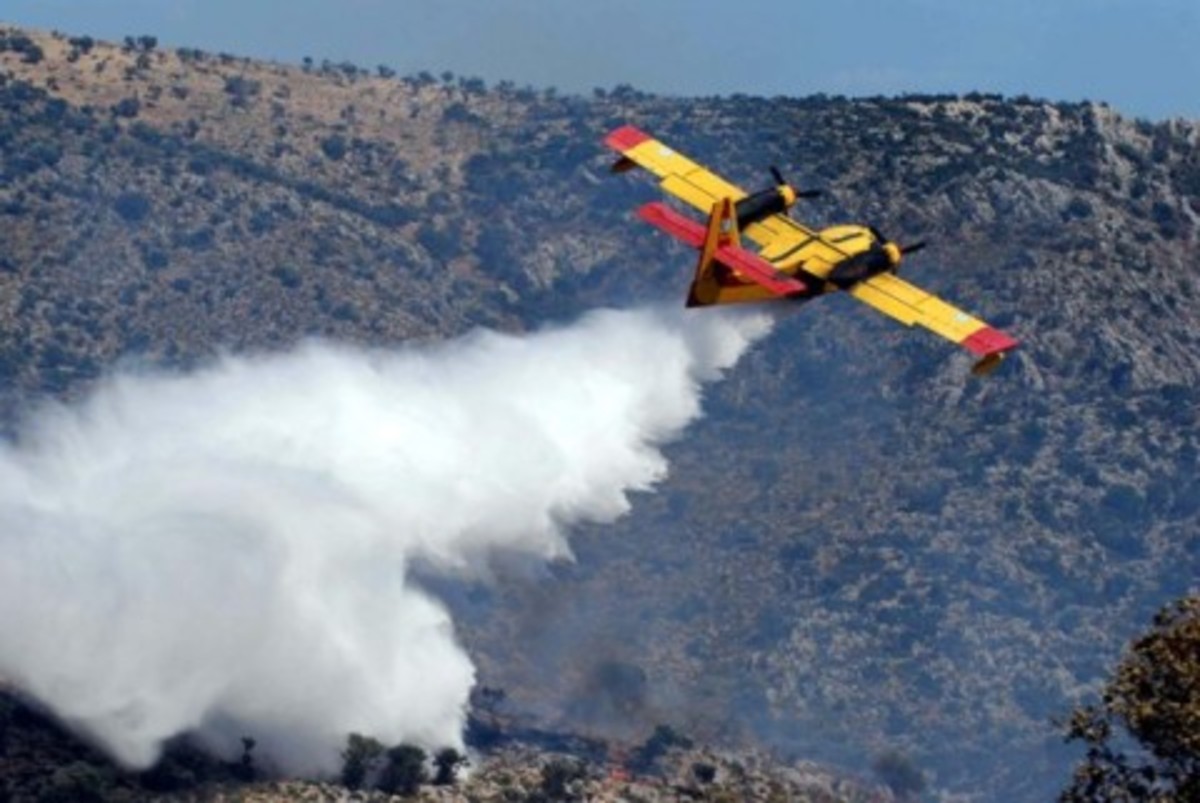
[848,273,1018,373]
[605,125,820,250]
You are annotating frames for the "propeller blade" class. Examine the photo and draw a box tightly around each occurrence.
[769,165,822,200]
[867,224,925,255]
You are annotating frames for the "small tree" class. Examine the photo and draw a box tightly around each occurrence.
[630,725,693,775]
[538,758,587,801]
[872,750,926,801]
[340,733,384,790]
[319,134,347,161]
[234,736,256,781]
[112,97,140,118]
[46,762,110,802]
[378,744,427,796]
[1061,596,1200,801]
[432,747,468,786]
[113,191,151,224]
[692,761,717,784]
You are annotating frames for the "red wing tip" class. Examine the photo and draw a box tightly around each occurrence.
[605,124,651,152]
[962,326,1019,357]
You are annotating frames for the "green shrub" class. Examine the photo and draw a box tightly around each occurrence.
[377,744,427,796]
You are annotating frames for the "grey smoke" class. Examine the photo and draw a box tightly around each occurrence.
[0,305,772,775]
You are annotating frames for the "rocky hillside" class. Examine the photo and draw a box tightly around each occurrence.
[1,24,1198,801]
[1,691,895,802]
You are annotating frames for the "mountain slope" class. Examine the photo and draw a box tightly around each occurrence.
[1,25,1198,800]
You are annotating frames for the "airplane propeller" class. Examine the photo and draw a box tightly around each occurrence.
[868,225,926,258]
[770,166,822,201]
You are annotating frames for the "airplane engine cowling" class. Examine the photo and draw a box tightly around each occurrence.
[734,188,790,229]
[828,247,893,289]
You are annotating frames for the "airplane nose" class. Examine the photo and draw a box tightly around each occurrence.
[779,184,797,208]
[883,242,902,266]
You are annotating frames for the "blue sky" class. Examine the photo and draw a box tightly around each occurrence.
[5,0,1198,120]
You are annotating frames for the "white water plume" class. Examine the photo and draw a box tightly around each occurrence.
[0,305,772,775]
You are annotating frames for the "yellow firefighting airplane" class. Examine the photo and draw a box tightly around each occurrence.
[605,125,1018,375]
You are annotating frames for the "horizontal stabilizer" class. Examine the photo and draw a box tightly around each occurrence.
[637,201,706,247]
[637,202,806,298]
[712,244,807,296]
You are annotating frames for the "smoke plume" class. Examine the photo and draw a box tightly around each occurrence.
[0,306,771,775]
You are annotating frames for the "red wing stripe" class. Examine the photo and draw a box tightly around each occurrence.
[605,125,652,152]
[637,202,706,247]
[714,246,807,296]
[962,326,1020,356]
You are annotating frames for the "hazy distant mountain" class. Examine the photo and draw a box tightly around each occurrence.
[1,25,1197,801]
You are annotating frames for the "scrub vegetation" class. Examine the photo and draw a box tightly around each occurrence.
[1,25,1198,801]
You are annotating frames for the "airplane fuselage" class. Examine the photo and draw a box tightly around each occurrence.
[759,224,899,297]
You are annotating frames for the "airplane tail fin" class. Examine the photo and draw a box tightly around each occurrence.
[690,197,740,307]
[636,201,722,306]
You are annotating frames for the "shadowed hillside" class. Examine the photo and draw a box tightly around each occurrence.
[1,25,1198,801]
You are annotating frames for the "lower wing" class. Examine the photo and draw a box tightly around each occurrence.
[848,273,1018,375]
